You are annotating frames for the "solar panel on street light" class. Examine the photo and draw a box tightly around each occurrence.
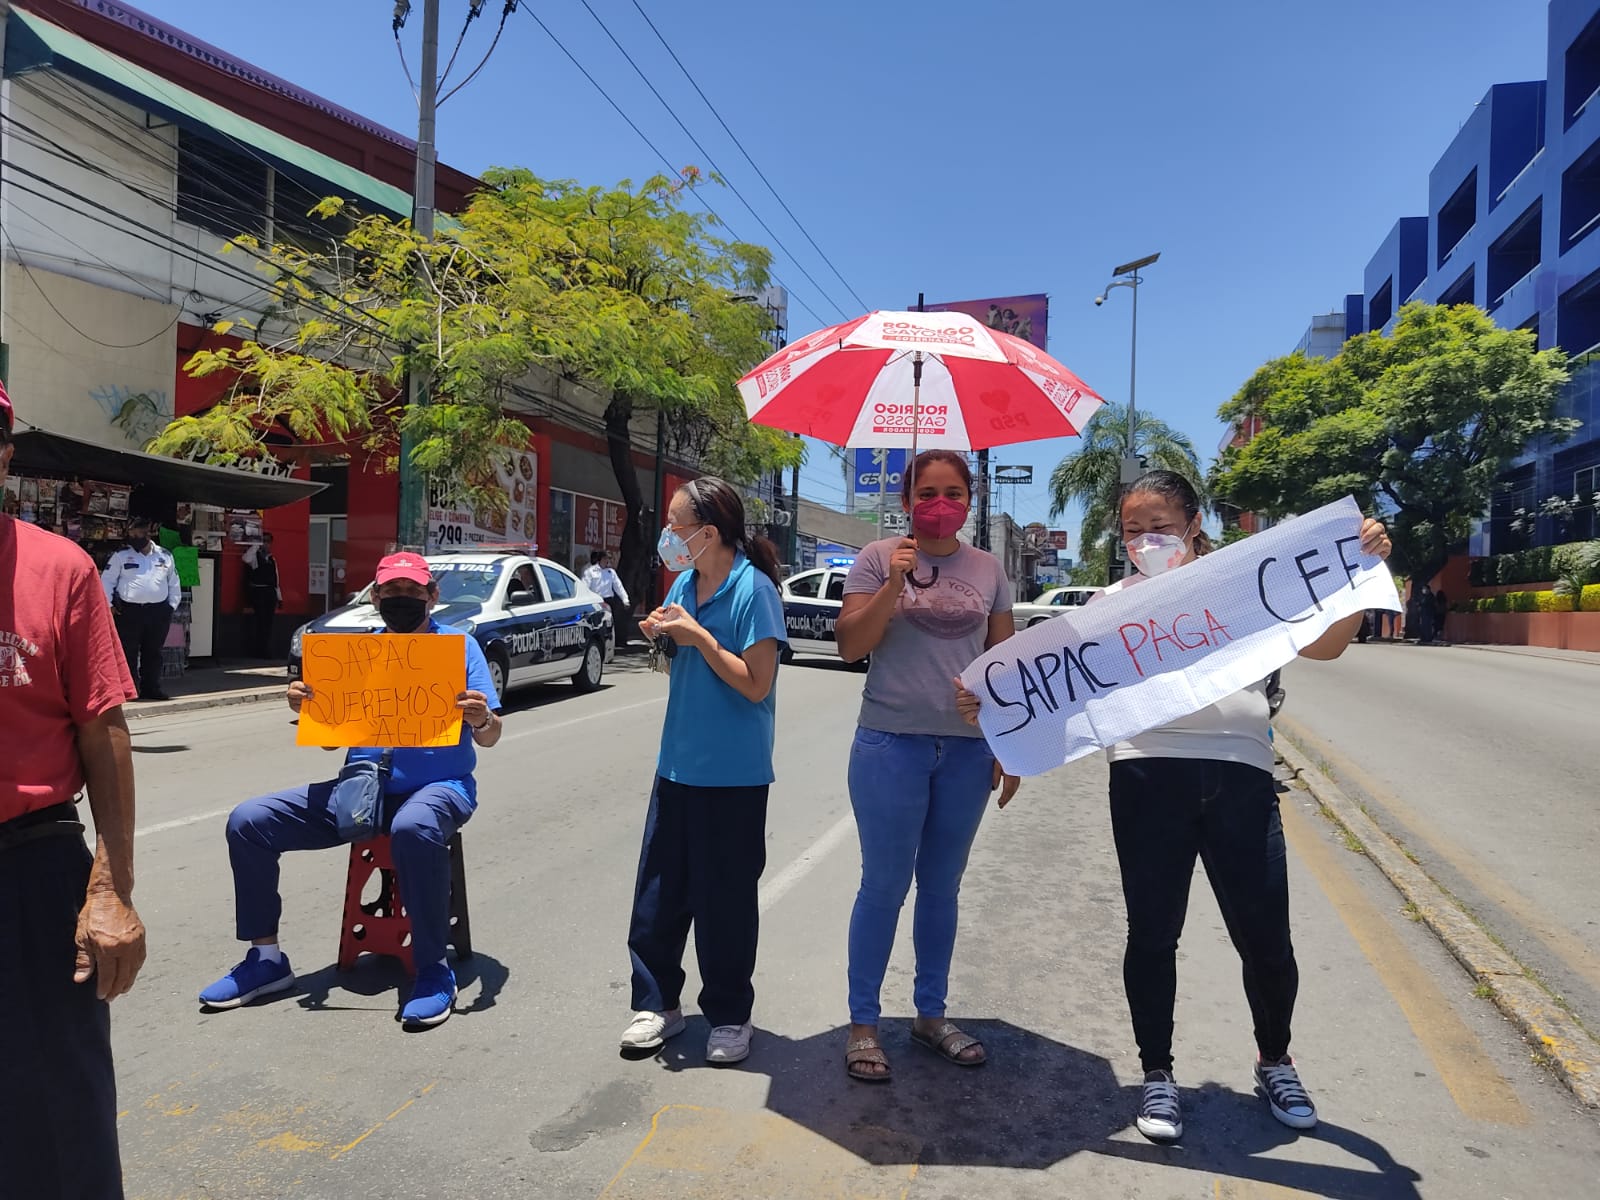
[1112,252,1161,276]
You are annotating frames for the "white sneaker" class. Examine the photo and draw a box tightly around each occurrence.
[706,1021,754,1065]
[1136,1070,1183,1141]
[619,1009,685,1051]
[1256,1056,1318,1130]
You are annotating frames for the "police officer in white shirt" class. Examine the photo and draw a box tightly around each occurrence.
[101,516,181,701]
[582,548,632,648]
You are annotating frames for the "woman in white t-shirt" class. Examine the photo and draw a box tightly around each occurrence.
[958,470,1390,1145]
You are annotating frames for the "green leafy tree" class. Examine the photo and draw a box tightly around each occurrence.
[151,169,800,598]
[1047,402,1208,583]
[1211,303,1572,584]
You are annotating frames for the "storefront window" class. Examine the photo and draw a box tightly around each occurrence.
[547,489,574,570]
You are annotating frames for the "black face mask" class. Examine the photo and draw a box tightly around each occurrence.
[130,532,152,551]
[378,594,429,633]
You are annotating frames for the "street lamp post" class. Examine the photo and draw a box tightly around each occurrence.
[1096,252,1160,576]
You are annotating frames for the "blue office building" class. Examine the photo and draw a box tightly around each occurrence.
[1346,0,1600,551]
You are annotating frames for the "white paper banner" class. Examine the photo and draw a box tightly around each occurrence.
[960,497,1400,777]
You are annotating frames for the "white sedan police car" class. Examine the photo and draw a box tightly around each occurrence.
[288,551,614,699]
[780,560,868,667]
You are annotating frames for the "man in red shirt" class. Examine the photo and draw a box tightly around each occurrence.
[0,382,147,1199]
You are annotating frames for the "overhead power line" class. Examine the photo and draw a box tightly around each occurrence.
[573,0,852,323]
[625,0,868,314]
[513,0,829,331]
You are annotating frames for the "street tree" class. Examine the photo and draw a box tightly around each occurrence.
[151,168,800,597]
[1047,402,1207,583]
[1210,303,1572,584]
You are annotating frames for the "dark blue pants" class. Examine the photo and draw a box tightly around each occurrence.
[628,778,768,1027]
[1109,758,1298,1074]
[114,600,171,698]
[227,781,474,966]
[0,833,124,1199]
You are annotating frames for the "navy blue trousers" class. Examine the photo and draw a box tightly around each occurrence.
[227,781,473,966]
[0,833,124,1199]
[627,778,768,1027]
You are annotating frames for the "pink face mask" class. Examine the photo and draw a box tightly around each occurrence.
[1126,532,1190,577]
[911,497,968,539]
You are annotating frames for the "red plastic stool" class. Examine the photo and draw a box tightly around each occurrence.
[337,832,472,974]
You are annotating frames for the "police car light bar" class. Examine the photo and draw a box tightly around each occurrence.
[826,557,856,568]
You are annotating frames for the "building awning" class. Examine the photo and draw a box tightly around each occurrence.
[8,425,325,510]
[5,8,413,219]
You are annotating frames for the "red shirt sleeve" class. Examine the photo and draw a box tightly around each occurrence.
[62,562,137,724]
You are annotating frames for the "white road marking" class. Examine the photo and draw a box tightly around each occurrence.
[759,813,856,914]
[501,696,666,741]
[132,695,669,837]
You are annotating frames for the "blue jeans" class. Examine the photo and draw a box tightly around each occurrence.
[226,781,475,967]
[846,728,995,1025]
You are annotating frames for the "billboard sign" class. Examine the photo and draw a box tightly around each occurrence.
[853,447,909,495]
[427,450,538,552]
[1048,529,1069,550]
[920,293,1048,350]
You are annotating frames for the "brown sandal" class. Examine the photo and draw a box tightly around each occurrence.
[845,1035,892,1083]
[911,1021,986,1067]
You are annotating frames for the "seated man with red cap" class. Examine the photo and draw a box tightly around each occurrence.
[198,552,501,1028]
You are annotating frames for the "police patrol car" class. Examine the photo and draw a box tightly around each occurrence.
[288,551,614,699]
[780,557,867,667]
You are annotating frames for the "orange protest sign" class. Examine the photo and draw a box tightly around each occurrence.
[295,633,466,748]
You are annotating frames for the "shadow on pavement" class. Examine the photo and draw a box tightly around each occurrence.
[637,1018,1420,1197]
[289,949,510,1020]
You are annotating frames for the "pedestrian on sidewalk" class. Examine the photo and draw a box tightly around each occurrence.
[242,533,282,659]
[101,515,181,700]
[833,450,1020,1084]
[621,478,787,1067]
[957,470,1392,1143]
[1434,587,1450,645]
[197,552,502,1029]
[1416,582,1437,644]
[1,382,147,1200]
[583,548,632,649]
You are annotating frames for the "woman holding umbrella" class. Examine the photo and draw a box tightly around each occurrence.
[833,450,1021,1082]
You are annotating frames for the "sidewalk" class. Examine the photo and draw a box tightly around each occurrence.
[1359,636,1600,665]
[125,660,286,720]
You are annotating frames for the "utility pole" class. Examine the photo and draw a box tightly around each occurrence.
[1097,252,1160,578]
[396,0,440,549]
[788,446,800,570]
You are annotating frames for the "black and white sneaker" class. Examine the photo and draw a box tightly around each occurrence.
[1136,1069,1183,1141]
[1255,1056,1318,1129]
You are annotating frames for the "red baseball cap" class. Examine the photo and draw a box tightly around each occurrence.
[0,378,13,436]
[374,552,432,587]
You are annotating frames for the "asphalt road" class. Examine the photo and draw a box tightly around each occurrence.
[1277,643,1600,1044]
[93,649,1598,1199]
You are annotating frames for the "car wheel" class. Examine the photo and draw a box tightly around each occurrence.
[572,641,604,692]
[488,653,508,701]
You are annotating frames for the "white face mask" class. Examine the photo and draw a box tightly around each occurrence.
[1126,531,1190,577]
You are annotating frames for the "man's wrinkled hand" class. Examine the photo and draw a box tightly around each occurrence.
[74,890,146,1001]
[286,680,313,713]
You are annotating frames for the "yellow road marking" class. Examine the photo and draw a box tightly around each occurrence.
[599,1104,920,1200]
[330,1079,438,1161]
[1279,714,1600,998]
[1279,797,1529,1125]
[1215,1180,1322,1199]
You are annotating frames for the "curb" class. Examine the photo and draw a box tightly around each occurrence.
[124,685,283,721]
[1274,732,1600,1110]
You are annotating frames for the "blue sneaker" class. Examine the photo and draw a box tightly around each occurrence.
[198,948,295,1009]
[400,963,457,1029]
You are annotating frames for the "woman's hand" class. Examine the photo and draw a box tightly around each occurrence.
[992,760,1020,808]
[1361,517,1392,561]
[651,603,709,649]
[954,676,981,726]
[886,538,918,593]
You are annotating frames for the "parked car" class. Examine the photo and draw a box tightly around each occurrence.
[780,561,867,667]
[1011,585,1105,628]
[288,551,614,699]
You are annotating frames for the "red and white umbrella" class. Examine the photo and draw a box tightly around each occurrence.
[737,309,1104,451]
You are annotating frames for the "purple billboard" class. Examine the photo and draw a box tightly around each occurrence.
[919,293,1049,350]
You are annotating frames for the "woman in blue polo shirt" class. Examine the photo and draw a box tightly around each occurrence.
[619,477,787,1067]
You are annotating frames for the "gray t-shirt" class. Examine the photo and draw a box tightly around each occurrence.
[844,538,1013,738]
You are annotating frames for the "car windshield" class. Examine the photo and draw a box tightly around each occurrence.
[432,564,502,605]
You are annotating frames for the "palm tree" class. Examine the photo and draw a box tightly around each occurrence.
[1048,403,1207,563]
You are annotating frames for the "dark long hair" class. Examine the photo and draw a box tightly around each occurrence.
[680,477,784,589]
[1121,470,1214,556]
[900,449,974,503]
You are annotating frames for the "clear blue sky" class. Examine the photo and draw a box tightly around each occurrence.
[138,0,1552,549]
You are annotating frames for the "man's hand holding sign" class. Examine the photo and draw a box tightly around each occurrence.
[956,496,1396,778]
[295,634,472,748]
